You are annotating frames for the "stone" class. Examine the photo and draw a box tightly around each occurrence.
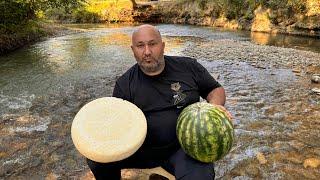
[303,158,320,168]
[311,75,320,83]
[0,152,8,158]
[257,152,267,164]
[210,73,220,80]
[45,172,59,180]
[245,163,261,177]
[292,68,301,73]
[311,88,320,95]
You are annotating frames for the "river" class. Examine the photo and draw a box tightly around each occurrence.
[0,24,319,179]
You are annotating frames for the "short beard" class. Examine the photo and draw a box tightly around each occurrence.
[138,57,165,74]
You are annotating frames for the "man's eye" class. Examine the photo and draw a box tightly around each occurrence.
[137,44,144,48]
[149,42,156,46]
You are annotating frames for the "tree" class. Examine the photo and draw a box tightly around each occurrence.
[131,0,137,9]
[1,0,85,23]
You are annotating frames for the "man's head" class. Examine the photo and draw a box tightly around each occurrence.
[131,24,165,76]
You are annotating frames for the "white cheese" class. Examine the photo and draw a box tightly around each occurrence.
[71,97,147,163]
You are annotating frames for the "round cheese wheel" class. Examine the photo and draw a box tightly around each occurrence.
[71,97,147,163]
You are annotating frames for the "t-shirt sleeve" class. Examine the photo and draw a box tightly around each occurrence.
[190,59,221,99]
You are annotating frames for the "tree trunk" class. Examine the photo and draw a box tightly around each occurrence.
[131,0,137,9]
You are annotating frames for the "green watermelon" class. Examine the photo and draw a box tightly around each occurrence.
[176,102,234,163]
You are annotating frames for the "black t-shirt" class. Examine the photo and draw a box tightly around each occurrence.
[112,55,221,149]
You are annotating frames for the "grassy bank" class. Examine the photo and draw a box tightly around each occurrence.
[0,21,84,55]
[0,21,46,55]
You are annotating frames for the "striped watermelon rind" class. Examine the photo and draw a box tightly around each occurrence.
[176,102,234,163]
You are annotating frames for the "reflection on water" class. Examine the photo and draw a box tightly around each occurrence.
[249,31,320,53]
[99,32,131,46]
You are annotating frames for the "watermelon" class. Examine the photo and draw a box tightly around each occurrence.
[176,102,234,163]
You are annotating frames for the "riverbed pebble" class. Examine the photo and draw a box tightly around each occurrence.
[311,74,320,83]
[303,158,320,168]
[183,39,320,71]
[311,88,320,95]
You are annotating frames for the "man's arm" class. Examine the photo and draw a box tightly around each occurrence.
[206,87,226,106]
[206,87,233,121]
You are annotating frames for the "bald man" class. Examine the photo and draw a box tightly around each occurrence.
[87,24,229,180]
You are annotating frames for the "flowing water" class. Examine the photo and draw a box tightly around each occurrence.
[0,24,319,179]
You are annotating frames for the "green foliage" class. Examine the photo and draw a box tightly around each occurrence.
[72,9,101,23]
[0,0,87,36]
[0,0,32,25]
[45,7,101,23]
[0,0,84,25]
[174,0,307,21]
[0,20,46,54]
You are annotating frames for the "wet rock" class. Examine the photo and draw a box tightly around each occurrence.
[210,73,220,80]
[236,90,250,96]
[45,172,59,180]
[49,153,61,162]
[292,68,302,76]
[313,149,320,156]
[286,156,303,164]
[0,151,8,158]
[256,152,267,164]
[311,74,320,83]
[245,163,261,177]
[256,65,266,69]
[288,140,305,150]
[311,88,320,95]
[12,142,28,151]
[65,158,77,169]
[255,99,265,108]
[273,141,291,151]
[303,158,320,168]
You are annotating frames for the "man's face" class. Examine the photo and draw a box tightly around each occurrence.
[131,27,165,75]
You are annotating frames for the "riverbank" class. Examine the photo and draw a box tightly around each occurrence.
[0,21,44,55]
[0,21,85,56]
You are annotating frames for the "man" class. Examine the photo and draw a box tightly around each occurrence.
[87,24,231,179]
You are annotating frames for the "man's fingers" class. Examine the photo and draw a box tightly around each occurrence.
[212,104,233,121]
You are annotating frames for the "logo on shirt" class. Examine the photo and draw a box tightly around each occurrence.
[171,82,181,92]
[171,82,186,108]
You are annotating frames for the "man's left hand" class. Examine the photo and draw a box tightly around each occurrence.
[211,104,233,124]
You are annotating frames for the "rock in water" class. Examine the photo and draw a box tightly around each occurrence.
[311,74,320,83]
[303,158,320,168]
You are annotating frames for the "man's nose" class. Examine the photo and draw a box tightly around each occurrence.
[144,45,151,55]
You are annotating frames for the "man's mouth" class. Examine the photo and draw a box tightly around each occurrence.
[143,57,154,62]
